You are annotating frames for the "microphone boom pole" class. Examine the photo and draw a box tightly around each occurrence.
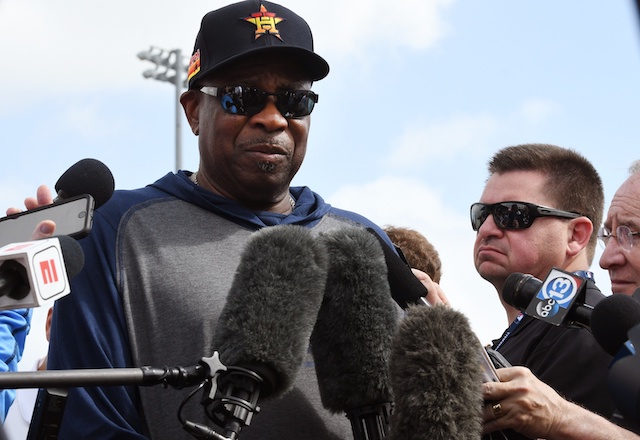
[0,353,226,390]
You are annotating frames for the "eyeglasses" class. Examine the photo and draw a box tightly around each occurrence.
[598,225,640,252]
[470,201,582,231]
[199,85,318,118]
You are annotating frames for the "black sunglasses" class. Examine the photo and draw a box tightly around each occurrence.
[199,85,318,118]
[470,201,582,231]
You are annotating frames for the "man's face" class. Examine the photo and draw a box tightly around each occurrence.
[473,170,571,292]
[599,174,640,295]
[181,54,312,209]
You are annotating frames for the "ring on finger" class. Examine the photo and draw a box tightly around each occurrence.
[492,402,504,418]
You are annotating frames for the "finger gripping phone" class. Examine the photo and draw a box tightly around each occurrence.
[0,194,95,247]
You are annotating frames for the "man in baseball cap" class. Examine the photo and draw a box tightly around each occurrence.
[43,1,399,439]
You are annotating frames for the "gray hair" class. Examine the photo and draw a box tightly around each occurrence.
[630,160,640,175]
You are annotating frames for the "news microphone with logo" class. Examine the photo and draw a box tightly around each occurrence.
[0,235,85,310]
[54,158,115,208]
[197,225,328,440]
[501,267,605,328]
[388,304,484,440]
[311,226,398,440]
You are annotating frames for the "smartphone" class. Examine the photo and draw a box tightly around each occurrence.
[479,346,501,383]
[0,194,95,247]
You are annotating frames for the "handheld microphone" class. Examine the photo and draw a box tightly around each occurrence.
[608,349,640,427]
[0,235,85,310]
[202,224,328,440]
[54,158,115,208]
[590,293,640,426]
[501,268,602,328]
[590,293,640,357]
[311,226,398,440]
[388,304,484,440]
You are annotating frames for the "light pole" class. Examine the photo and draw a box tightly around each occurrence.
[137,46,188,171]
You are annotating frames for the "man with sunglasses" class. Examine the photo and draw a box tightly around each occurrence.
[472,144,615,438]
[481,160,640,439]
[18,2,399,439]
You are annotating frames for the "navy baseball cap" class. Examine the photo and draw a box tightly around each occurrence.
[187,0,330,90]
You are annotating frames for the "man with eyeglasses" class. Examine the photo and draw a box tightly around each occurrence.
[599,159,640,295]
[13,2,402,439]
[481,160,640,439]
[472,144,615,439]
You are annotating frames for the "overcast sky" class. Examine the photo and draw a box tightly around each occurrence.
[2,0,640,369]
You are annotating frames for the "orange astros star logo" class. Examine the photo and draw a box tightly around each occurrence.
[187,49,201,82]
[243,4,284,40]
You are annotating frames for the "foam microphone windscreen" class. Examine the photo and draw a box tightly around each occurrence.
[56,235,85,279]
[388,305,484,440]
[501,272,538,310]
[54,158,115,208]
[211,224,327,400]
[311,226,398,412]
[591,293,640,356]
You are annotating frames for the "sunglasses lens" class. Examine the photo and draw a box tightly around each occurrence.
[219,86,244,115]
[219,88,242,114]
[471,203,490,231]
[276,91,316,118]
[242,88,268,115]
[496,203,533,229]
[492,203,511,228]
[217,86,263,116]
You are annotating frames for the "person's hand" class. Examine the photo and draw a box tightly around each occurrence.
[31,220,56,240]
[5,185,56,240]
[482,366,570,438]
[6,184,54,215]
[411,268,450,306]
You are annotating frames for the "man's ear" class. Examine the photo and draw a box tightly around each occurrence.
[180,90,200,135]
[567,216,594,257]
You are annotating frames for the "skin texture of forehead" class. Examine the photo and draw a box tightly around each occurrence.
[606,174,640,229]
[482,170,554,205]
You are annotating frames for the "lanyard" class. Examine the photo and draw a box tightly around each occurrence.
[493,312,524,351]
[574,270,594,281]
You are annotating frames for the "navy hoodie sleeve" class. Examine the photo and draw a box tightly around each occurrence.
[48,206,149,439]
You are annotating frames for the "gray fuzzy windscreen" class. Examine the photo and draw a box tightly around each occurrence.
[311,226,398,412]
[211,224,328,400]
[389,305,484,440]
